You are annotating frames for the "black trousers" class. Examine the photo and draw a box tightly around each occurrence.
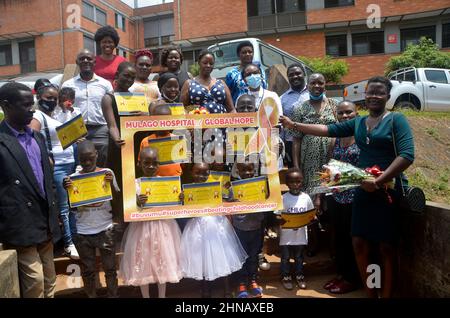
[328,198,361,285]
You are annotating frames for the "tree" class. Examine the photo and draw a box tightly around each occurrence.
[385,37,450,75]
[298,55,349,84]
[189,63,200,77]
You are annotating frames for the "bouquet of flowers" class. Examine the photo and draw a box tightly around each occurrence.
[311,159,393,195]
[188,106,209,115]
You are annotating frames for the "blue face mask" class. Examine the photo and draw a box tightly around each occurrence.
[309,92,324,101]
[246,74,262,89]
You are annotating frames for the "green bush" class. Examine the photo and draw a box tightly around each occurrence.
[385,38,450,75]
[298,55,349,84]
[189,63,200,77]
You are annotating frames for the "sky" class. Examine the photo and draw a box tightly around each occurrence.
[120,0,174,8]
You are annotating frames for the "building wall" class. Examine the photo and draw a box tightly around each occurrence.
[262,31,326,58]
[134,3,174,49]
[175,0,248,40]
[0,0,137,77]
[307,0,450,25]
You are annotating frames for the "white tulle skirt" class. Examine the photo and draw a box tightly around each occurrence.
[180,215,248,281]
[119,219,183,286]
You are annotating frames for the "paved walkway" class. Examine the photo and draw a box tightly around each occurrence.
[54,252,366,298]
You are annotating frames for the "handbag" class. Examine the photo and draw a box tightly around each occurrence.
[391,113,426,214]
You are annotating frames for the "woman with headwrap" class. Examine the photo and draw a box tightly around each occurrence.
[129,49,160,105]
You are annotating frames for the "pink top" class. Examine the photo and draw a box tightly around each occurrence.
[94,55,126,84]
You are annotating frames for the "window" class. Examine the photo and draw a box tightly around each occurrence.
[425,70,448,84]
[83,35,96,55]
[0,44,13,66]
[400,26,436,51]
[82,1,94,20]
[324,0,354,8]
[116,48,127,58]
[404,70,416,82]
[352,31,384,55]
[143,16,174,47]
[115,13,126,32]
[442,23,450,48]
[260,45,284,67]
[326,35,347,57]
[95,8,107,26]
[144,37,159,47]
[276,0,305,13]
[248,0,304,16]
[82,1,107,26]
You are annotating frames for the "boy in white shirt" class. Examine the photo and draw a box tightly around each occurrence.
[279,168,314,290]
[63,140,120,298]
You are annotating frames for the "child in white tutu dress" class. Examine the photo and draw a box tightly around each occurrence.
[120,147,183,298]
[180,162,247,297]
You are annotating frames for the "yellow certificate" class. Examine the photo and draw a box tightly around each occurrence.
[56,114,87,150]
[115,92,148,115]
[207,171,231,198]
[147,135,188,165]
[166,103,185,115]
[140,176,181,207]
[182,181,222,206]
[280,208,316,229]
[67,171,112,208]
[227,129,257,153]
[231,176,268,202]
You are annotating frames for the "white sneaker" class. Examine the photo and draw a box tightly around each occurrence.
[64,244,80,260]
[258,253,271,271]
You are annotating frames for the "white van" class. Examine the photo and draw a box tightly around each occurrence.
[208,38,313,83]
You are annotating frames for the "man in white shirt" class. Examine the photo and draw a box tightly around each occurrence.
[61,49,113,167]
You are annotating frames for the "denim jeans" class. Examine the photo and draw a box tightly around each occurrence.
[73,227,117,298]
[53,162,76,247]
[280,245,305,277]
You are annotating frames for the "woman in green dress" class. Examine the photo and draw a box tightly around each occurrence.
[280,76,414,298]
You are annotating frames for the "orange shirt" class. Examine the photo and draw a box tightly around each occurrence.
[139,133,183,176]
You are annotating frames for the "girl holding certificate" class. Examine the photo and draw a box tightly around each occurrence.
[180,162,247,298]
[102,62,137,228]
[120,147,183,298]
[29,80,79,260]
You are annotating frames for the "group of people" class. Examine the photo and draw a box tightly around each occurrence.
[0,25,415,299]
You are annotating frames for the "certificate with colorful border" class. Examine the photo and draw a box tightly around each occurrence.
[67,171,112,208]
[231,176,268,202]
[207,171,231,198]
[280,208,316,229]
[55,114,88,150]
[147,135,188,165]
[182,181,222,206]
[140,176,181,207]
[166,103,185,115]
[115,92,148,115]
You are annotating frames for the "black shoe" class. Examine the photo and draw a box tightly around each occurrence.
[281,276,293,290]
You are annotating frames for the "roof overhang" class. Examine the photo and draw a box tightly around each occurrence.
[0,31,42,41]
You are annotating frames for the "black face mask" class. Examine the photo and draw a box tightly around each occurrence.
[38,99,57,112]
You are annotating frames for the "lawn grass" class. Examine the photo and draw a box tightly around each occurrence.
[358,109,450,118]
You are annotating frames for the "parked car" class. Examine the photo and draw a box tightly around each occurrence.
[208,38,313,84]
[0,72,63,91]
[344,67,450,111]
